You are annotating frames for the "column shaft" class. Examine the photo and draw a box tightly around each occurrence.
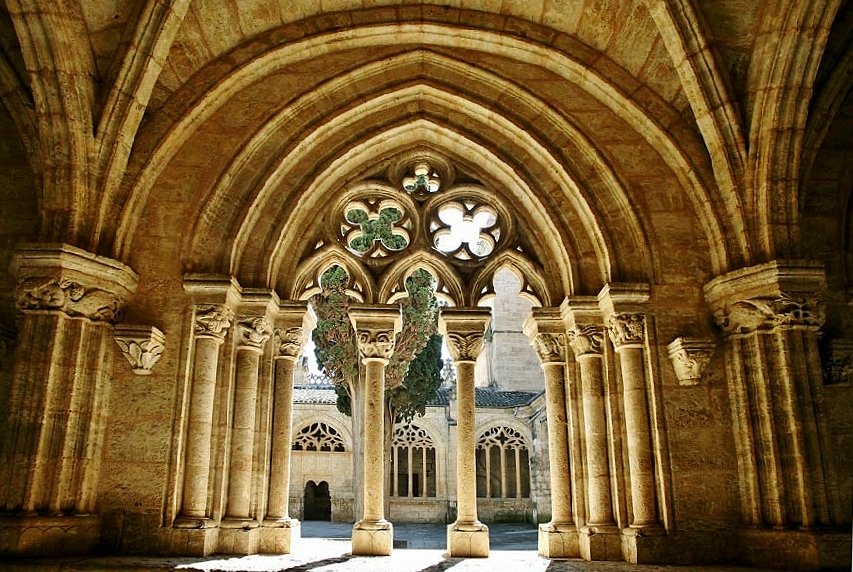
[543,362,573,524]
[267,358,296,519]
[577,354,614,526]
[181,336,222,518]
[455,361,478,523]
[617,345,656,527]
[362,358,387,522]
[225,348,261,519]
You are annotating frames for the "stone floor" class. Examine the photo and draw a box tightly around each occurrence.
[3,521,798,571]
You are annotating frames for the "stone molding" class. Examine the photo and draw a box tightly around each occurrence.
[349,304,402,360]
[705,260,826,338]
[439,307,492,363]
[194,305,234,340]
[114,325,165,375]
[567,324,604,356]
[607,313,646,348]
[237,316,273,350]
[666,337,715,386]
[12,244,138,323]
[273,301,315,360]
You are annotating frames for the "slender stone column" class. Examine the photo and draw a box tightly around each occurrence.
[440,307,491,558]
[705,261,845,570]
[349,304,401,556]
[175,276,240,555]
[261,302,314,554]
[523,308,579,558]
[607,314,656,527]
[220,308,273,555]
[0,244,137,557]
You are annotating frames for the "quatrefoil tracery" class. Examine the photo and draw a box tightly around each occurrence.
[341,198,412,258]
[431,200,501,260]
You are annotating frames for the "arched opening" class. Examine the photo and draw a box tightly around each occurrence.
[303,480,331,521]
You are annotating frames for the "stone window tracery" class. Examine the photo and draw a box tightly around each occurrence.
[291,422,346,452]
[390,424,437,498]
[430,200,500,260]
[476,426,530,499]
[341,198,411,257]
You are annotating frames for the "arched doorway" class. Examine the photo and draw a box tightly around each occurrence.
[303,480,331,521]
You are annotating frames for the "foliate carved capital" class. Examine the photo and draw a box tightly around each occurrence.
[115,326,165,375]
[355,328,398,360]
[194,305,234,339]
[607,313,645,348]
[713,293,825,338]
[532,332,566,364]
[237,316,272,350]
[567,324,604,356]
[17,276,125,322]
[666,337,715,386]
[445,332,485,362]
[273,326,307,359]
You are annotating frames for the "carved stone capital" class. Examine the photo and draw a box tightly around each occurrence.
[114,325,165,375]
[532,333,567,364]
[522,307,565,364]
[607,313,645,348]
[567,324,604,357]
[439,307,492,363]
[194,305,234,340]
[273,326,305,359]
[705,260,826,338]
[237,316,272,350]
[273,301,316,360]
[445,331,486,362]
[349,304,402,362]
[666,337,715,386]
[12,244,138,323]
[712,293,825,337]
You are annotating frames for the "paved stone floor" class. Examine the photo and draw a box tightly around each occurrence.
[3,521,797,571]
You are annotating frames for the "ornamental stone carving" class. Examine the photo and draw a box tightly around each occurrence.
[445,332,485,362]
[532,332,566,364]
[607,313,645,347]
[17,277,124,322]
[355,328,398,360]
[273,326,306,359]
[194,305,234,339]
[567,324,604,356]
[237,316,272,350]
[115,325,166,375]
[666,337,715,386]
[713,293,825,338]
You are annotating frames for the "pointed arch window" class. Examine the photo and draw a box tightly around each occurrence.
[476,426,530,499]
[292,422,346,452]
[390,424,437,498]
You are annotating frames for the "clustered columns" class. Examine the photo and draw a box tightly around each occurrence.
[175,276,240,551]
[261,302,314,554]
[349,304,402,557]
[0,244,138,556]
[440,307,492,558]
[522,308,579,559]
[705,261,842,567]
[562,297,620,561]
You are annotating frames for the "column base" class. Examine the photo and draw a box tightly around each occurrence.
[538,522,579,558]
[260,518,300,554]
[170,518,219,556]
[0,514,101,557]
[218,518,260,554]
[737,527,851,571]
[447,520,489,557]
[620,524,666,564]
[352,519,393,556]
[579,524,621,561]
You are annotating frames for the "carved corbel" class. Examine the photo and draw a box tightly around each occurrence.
[666,337,715,386]
[114,325,166,375]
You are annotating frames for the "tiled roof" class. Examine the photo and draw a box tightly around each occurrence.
[293,385,338,404]
[294,384,540,408]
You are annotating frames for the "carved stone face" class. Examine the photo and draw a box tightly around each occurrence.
[356,328,397,359]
